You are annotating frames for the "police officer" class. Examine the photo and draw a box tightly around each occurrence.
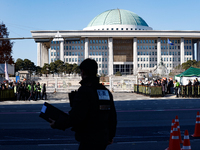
[42,83,47,100]
[49,58,117,150]
[28,81,36,101]
[35,82,42,100]
[175,80,180,97]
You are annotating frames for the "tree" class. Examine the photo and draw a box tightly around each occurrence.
[36,66,42,76]
[0,22,14,64]
[15,58,36,77]
[54,60,64,76]
[15,58,24,72]
[115,71,122,76]
[49,62,56,76]
[72,63,80,74]
[65,63,73,75]
[41,63,50,77]
[182,60,197,70]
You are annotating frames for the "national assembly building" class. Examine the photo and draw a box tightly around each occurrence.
[31,9,200,75]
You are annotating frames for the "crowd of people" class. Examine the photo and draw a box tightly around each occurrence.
[139,78,175,97]
[0,81,47,101]
[139,77,200,97]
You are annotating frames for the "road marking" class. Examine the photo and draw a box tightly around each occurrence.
[117,141,157,144]
[38,143,79,146]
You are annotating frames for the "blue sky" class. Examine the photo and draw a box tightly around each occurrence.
[1,0,200,65]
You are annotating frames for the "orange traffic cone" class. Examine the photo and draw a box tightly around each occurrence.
[182,130,191,150]
[169,123,181,150]
[165,119,175,150]
[192,111,200,137]
[175,115,183,143]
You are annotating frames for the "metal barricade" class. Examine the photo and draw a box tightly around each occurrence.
[110,76,136,92]
[0,89,15,101]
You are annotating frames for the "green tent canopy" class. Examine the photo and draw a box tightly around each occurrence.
[175,67,200,77]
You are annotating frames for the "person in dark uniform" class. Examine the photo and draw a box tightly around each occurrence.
[42,83,47,100]
[17,82,23,100]
[28,81,36,101]
[49,58,117,150]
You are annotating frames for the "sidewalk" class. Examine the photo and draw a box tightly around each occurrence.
[0,92,194,105]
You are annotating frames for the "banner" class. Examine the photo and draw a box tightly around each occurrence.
[4,62,10,81]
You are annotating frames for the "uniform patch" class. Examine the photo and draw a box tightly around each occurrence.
[99,105,110,110]
[97,90,110,100]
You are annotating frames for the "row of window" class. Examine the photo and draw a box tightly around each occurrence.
[137,39,192,44]
[138,51,157,55]
[64,52,84,56]
[138,57,180,62]
[51,46,85,50]
[89,40,107,44]
[99,70,108,75]
[51,45,108,51]
[96,28,145,31]
[137,51,192,56]
[89,46,108,50]
[92,57,108,62]
[138,58,157,61]
[137,45,192,50]
[51,40,85,45]
[51,39,192,45]
[65,58,83,63]
[65,46,84,50]
[89,52,108,56]
[138,63,176,68]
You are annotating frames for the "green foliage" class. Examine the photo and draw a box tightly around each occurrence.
[36,66,42,75]
[54,60,64,76]
[0,22,14,64]
[65,63,73,74]
[182,60,197,70]
[41,63,50,75]
[15,58,36,76]
[72,63,80,74]
[49,62,56,75]
[115,71,122,76]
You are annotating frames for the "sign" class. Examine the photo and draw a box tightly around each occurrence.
[16,76,20,83]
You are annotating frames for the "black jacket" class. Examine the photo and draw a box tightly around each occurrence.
[55,77,117,143]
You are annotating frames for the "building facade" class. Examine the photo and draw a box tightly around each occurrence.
[31,9,200,75]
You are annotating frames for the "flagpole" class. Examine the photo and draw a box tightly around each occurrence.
[168,38,169,56]
[4,61,10,81]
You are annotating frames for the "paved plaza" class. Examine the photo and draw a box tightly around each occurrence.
[0,92,196,105]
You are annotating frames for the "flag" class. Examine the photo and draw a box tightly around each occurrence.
[168,39,174,45]
[4,62,10,81]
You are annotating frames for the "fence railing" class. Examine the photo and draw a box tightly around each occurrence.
[179,85,200,97]
[134,84,162,97]
[0,89,15,101]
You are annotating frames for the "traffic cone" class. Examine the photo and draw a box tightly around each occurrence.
[182,130,191,150]
[165,119,175,150]
[192,111,200,137]
[175,115,183,143]
[169,123,181,150]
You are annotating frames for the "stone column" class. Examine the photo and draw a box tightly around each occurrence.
[192,40,195,60]
[180,38,185,64]
[196,40,200,61]
[157,38,161,65]
[84,38,89,59]
[37,43,42,67]
[133,38,138,75]
[42,45,49,65]
[108,37,113,75]
[60,39,64,62]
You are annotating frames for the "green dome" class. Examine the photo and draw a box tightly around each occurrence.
[87,9,149,27]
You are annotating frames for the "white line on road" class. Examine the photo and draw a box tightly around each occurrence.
[117,141,157,144]
[38,143,79,146]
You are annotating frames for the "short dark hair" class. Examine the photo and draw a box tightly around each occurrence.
[79,58,98,76]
